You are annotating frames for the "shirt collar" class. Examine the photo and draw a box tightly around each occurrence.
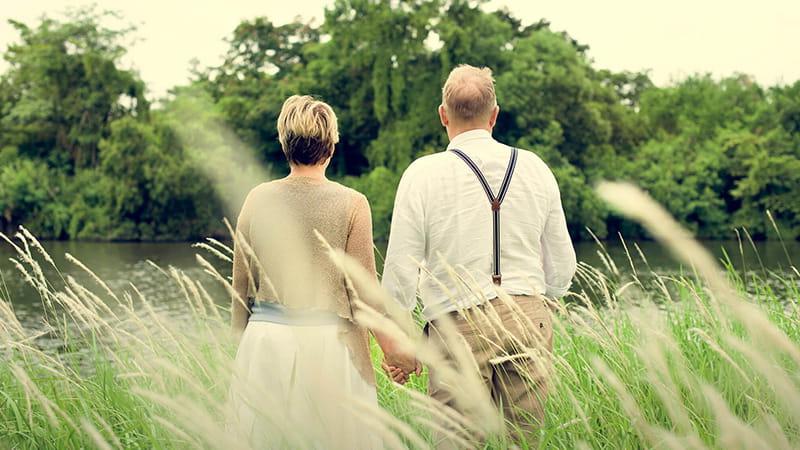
[446,129,493,150]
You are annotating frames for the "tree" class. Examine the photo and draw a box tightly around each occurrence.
[2,4,798,242]
[98,116,219,240]
[0,9,147,172]
[197,18,320,171]
[0,142,75,237]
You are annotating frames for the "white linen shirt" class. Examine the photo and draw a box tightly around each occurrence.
[381,129,577,320]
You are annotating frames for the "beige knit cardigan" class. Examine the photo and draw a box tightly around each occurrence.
[231,176,381,385]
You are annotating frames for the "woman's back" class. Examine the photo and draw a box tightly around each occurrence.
[235,176,372,319]
[229,95,385,449]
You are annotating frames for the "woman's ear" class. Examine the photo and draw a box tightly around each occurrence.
[323,147,334,167]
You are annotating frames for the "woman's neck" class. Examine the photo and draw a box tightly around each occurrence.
[288,163,327,180]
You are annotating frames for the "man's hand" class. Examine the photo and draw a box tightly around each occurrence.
[385,349,417,373]
[382,357,422,385]
[382,361,409,384]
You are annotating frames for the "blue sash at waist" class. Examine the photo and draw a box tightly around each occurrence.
[248,301,342,327]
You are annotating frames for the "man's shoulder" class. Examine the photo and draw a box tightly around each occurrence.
[512,146,549,168]
[512,146,558,180]
[401,151,453,179]
[409,151,453,169]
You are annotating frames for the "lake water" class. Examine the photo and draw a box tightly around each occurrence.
[1,239,797,328]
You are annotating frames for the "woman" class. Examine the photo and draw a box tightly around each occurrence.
[229,95,401,449]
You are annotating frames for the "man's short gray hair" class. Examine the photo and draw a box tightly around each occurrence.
[442,65,497,123]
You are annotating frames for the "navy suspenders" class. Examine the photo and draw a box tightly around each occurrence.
[450,147,518,286]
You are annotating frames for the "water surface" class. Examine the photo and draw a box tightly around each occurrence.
[1,239,797,328]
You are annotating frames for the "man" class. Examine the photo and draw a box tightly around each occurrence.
[381,64,577,444]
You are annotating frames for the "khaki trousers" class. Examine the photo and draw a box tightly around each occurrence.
[426,295,553,447]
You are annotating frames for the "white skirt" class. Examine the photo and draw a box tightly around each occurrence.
[230,321,384,450]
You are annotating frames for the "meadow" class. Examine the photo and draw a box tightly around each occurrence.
[1,183,799,449]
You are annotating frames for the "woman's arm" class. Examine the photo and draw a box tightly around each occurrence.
[231,192,255,338]
[345,194,418,377]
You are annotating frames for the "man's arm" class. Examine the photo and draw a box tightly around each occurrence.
[381,164,426,383]
[541,178,577,298]
[381,164,426,310]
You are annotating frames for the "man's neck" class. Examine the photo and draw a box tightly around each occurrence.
[447,126,492,141]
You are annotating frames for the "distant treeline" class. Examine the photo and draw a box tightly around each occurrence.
[1,1,798,242]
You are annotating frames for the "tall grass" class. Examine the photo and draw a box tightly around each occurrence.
[0,182,799,449]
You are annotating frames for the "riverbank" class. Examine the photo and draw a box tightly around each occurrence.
[2,238,797,325]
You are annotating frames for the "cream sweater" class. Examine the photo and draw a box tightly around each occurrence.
[231,176,379,385]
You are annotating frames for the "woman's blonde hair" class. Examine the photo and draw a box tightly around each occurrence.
[277,95,340,165]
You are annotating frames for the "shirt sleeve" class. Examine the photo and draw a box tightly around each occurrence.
[541,176,577,298]
[231,190,256,334]
[345,194,385,315]
[381,165,425,310]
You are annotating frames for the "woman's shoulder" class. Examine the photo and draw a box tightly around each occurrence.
[325,180,368,202]
[244,180,280,199]
[245,178,369,213]
[322,181,371,218]
[239,180,294,210]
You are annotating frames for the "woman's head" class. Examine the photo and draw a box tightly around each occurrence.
[277,95,339,166]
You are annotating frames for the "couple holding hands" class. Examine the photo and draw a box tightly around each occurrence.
[229,64,576,449]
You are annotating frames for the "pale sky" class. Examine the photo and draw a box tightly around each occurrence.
[1,0,799,99]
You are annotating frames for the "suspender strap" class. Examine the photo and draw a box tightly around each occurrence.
[450,147,518,285]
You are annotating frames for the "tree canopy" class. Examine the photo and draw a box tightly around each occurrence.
[1,1,798,242]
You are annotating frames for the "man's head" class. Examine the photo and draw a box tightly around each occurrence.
[439,65,500,137]
[277,95,339,166]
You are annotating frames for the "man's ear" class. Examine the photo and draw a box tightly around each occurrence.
[438,105,448,127]
[488,105,500,129]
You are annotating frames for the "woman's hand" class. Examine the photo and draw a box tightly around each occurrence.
[374,329,421,384]
[382,359,422,385]
[381,361,409,384]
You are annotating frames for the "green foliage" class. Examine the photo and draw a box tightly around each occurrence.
[626,136,729,238]
[0,8,147,171]
[66,169,117,239]
[0,11,217,241]
[342,167,402,240]
[0,156,63,237]
[1,2,799,241]
[98,117,220,240]
[633,75,800,239]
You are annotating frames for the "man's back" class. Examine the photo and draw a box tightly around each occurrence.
[380,65,575,441]
[382,129,576,320]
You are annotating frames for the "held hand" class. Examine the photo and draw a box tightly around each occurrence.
[374,330,421,384]
[381,361,409,384]
[384,349,418,377]
[381,358,423,385]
